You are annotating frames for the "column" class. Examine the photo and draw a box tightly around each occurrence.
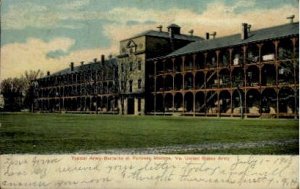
[172,58,175,91]
[172,93,175,114]
[274,40,279,86]
[182,56,185,90]
[182,93,185,114]
[291,38,298,119]
[230,90,233,117]
[193,92,196,117]
[243,46,247,116]
[276,89,279,118]
[154,61,157,114]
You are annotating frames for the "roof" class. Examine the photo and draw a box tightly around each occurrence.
[121,30,203,42]
[166,22,299,58]
[42,58,117,79]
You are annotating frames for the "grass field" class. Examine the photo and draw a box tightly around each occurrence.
[0,113,298,154]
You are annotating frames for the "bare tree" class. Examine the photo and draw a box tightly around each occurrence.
[1,77,26,111]
[0,69,43,111]
[23,69,43,85]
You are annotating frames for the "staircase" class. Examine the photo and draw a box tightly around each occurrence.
[206,71,216,84]
[197,71,217,89]
[199,92,217,111]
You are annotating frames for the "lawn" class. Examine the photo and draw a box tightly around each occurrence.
[0,113,298,154]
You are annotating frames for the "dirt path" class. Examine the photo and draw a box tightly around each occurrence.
[78,139,298,154]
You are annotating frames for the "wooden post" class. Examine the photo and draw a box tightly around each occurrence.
[204,92,207,117]
[192,54,196,91]
[193,54,196,70]
[276,89,279,118]
[217,91,220,117]
[230,90,233,117]
[172,58,175,92]
[216,50,220,88]
[257,44,263,118]
[154,61,157,115]
[216,50,220,117]
[163,93,165,115]
[243,46,247,116]
[182,56,185,72]
[274,41,279,86]
[291,38,298,119]
[172,93,175,114]
[182,56,185,90]
[193,92,196,117]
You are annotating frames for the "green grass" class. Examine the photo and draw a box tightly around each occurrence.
[0,113,298,154]
[173,143,299,154]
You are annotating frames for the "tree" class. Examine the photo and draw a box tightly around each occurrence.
[0,77,26,111]
[0,70,43,111]
[22,70,44,109]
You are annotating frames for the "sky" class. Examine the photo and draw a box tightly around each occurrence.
[1,0,299,80]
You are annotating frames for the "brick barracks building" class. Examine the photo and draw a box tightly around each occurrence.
[33,20,299,118]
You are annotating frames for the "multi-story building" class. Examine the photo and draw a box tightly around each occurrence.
[34,56,118,113]
[33,21,299,118]
[147,22,299,118]
[117,24,202,115]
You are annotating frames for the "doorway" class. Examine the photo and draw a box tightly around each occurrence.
[127,98,134,114]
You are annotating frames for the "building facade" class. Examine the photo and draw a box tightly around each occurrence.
[34,56,119,113]
[146,22,299,118]
[33,21,299,118]
[117,24,202,115]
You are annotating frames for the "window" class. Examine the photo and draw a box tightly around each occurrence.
[188,60,193,68]
[121,81,125,90]
[138,98,141,111]
[129,80,133,92]
[121,63,124,72]
[129,62,133,71]
[138,79,142,89]
[138,61,142,70]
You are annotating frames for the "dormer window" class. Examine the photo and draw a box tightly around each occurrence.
[126,40,137,54]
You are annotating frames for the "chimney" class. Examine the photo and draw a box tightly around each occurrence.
[47,71,50,76]
[206,32,210,40]
[81,61,84,66]
[157,25,163,32]
[188,29,194,36]
[287,15,295,23]
[101,54,105,64]
[70,62,74,71]
[167,24,181,38]
[211,32,217,39]
[241,23,248,40]
[247,24,252,33]
[94,58,97,63]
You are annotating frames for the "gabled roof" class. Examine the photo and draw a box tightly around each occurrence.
[126,40,137,47]
[42,58,117,79]
[166,22,299,58]
[121,30,203,42]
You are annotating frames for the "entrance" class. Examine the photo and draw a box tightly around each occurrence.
[127,98,134,114]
